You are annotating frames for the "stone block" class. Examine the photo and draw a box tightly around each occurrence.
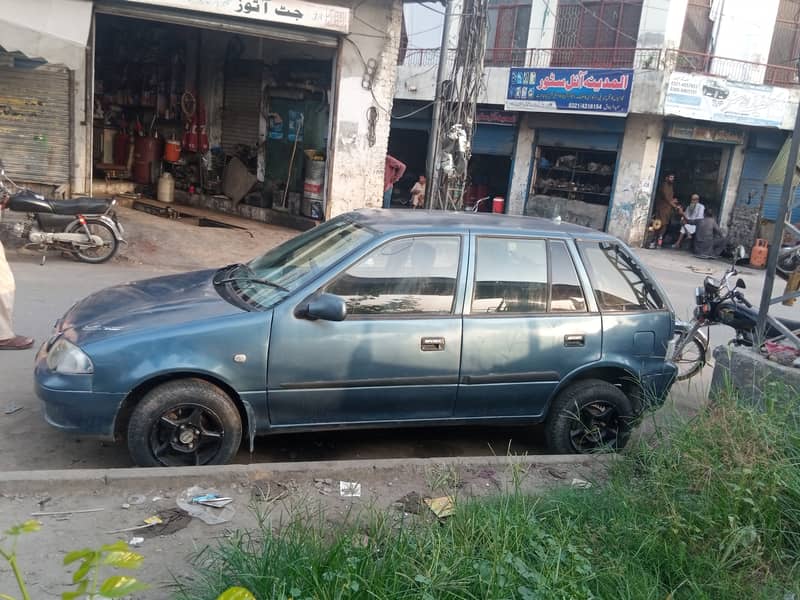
[710,344,800,409]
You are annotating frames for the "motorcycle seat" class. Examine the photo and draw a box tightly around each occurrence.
[49,197,110,215]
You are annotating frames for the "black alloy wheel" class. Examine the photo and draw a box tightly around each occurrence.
[127,379,242,467]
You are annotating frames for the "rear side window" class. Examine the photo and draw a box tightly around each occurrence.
[578,241,664,311]
[549,240,587,312]
[472,238,548,313]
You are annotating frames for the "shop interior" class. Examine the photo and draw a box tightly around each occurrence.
[386,128,428,207]
[464,154,511,211]
[657,141,727,218]
[530,146,615,228]
[92,13,334,220]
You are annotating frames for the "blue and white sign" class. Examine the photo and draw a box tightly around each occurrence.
[505,68,633,116]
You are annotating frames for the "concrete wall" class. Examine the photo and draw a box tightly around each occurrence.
[638,0,687,49]
[327,0,403,217]
[607,114,664,246]
[719,141,745,229]
[507,120,534,215]
[712,0,780,65]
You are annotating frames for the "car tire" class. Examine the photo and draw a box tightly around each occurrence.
[544,379,634,454]
[127,379,242,467]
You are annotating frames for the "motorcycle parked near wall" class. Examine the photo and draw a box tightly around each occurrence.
[0,161,124,264]
[671,246,800,381]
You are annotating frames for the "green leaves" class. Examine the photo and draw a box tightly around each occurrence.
[3,521,41,537]
[216,587,257,600]
[97,576,149,598]
[62,540,146,599]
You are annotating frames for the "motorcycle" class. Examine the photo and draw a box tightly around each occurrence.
[0,161,124,264]
[671,245,800,381]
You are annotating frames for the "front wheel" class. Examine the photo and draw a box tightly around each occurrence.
[127,379,242,467]
[673,335,707,381]
[70,220,118,263]
[544,379,634,454]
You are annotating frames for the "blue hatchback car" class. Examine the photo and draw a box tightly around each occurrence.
[35,210,677,466]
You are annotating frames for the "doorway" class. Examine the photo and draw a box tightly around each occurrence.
[658,141,728,216]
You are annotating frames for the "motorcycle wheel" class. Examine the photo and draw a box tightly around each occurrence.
[674,336,706,381]
[71,220,118,264]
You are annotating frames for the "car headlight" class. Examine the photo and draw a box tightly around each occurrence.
[46,339,93,374]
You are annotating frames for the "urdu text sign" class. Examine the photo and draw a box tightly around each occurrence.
[505,68,633,116]
[126,0,350,34]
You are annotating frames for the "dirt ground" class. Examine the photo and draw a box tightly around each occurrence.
[0,457,605,599]
[114,206,297,271]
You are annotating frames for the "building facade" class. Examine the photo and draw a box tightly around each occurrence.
[0,0,402,220]
[395,0,800,248]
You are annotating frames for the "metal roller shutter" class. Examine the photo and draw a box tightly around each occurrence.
[472,124,516,156]
[762,185,800,223]
[221,61,262,153]
[0,65,70,185]
[536,128,620,152]
[736,150,774,207]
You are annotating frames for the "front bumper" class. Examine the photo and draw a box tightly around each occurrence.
[34,349,124,440]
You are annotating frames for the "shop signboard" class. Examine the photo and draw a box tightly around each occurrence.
[664,72,795,129]
[125,0,351,34]
[666,122,746,144]
[475,108,518,126]
[505,68,633,116]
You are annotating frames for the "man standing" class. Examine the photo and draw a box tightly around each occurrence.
[383,155,406,209]
[650,173,676,248]
[410,175,426,209]
[673,193,705,249]
[693,209,727,258]
[0,240,34,350]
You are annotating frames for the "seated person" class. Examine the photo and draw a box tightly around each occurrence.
[673,194,705,249]
[693,208,727,258]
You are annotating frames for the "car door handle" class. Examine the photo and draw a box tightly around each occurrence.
[564,334,585,347]
[421,337,446,351]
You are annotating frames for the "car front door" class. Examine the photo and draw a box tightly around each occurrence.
[267,234,466,427]
[457,236,602,418]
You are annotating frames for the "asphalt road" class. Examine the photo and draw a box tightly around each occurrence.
[0,245,796,471]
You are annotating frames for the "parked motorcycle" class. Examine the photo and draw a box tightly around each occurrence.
[0,161,124,264]
[671,246,800,381]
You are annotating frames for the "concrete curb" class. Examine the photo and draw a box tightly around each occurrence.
[0,454,610,495]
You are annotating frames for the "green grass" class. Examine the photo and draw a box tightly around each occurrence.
[176,394,800,600]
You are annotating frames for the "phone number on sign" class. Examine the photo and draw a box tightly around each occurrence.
[568,103,604,110]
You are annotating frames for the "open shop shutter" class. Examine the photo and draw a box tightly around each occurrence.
[221,60,262,154]
[0,65,70,185]
[536,129,620,152]
[472,124,516,156]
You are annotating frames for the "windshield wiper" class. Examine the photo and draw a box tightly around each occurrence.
[213,263,290,292]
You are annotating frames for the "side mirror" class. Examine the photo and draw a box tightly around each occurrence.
[736,278,746,289]
[298,293,347,321]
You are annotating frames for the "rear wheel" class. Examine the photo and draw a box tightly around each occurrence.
[545,379,634,454]
[127,379,242,467]
[673,335,706,381]
[70,220,118,263]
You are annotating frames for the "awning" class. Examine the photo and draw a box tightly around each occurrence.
[0,0,92,70]
[765,136,800,187]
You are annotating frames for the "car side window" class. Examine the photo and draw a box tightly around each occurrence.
[549,240,587,312]
[324,236,461,316]
[472,237,548,313]
[578,241,664,311]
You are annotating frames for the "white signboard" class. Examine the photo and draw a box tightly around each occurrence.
[664,71,796,130]
[127,0,351,34]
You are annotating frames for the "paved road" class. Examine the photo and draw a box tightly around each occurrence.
[1,246,796,471]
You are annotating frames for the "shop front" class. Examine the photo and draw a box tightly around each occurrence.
[91,0,345,220]
[1,0,402,222]
[465,107,517,212]
[505,66,633,230]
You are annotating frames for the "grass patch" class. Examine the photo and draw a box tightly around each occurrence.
[176,395,800,599]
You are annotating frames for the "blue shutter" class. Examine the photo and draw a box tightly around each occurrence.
[762,185,800,223]
[472,124,517,156]
[736,150,774,207]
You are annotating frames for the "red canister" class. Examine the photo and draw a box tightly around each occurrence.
[492,196,505,214]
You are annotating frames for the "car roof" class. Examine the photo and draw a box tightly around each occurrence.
[346,209,616,240]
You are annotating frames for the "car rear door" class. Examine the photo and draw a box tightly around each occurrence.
[266,234,467,426]
[457,235,602,418]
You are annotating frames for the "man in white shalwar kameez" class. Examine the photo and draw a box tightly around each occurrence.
[0,240,34,350]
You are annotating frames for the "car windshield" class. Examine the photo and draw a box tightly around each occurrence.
[231,217,375,309]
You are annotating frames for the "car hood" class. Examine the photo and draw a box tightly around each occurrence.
[60,269,244,339]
